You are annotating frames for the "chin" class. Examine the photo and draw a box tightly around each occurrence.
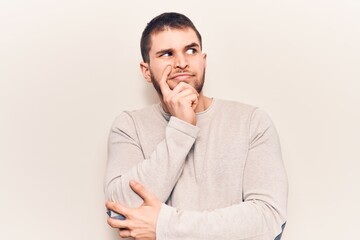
[170,80,190,88]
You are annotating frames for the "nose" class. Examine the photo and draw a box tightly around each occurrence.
[174,53,188,70]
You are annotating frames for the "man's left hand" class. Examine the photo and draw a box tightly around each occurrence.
[106,180,162,239]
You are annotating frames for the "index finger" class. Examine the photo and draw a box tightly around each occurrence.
[129,180,156,203]
[106,201,129,218]
[159,65,172,96]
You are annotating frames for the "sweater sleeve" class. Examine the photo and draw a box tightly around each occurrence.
[156,109,288,240]
[104,112,200,208]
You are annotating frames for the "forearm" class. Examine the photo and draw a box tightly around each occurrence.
[157,198,286,240]
[105,116,199,208]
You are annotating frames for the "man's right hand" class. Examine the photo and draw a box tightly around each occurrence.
[159,65,199,126]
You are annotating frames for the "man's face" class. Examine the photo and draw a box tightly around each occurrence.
[142,27,207,96]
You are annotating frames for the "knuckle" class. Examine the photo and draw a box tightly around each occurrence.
[164,96,171,103]
[170,98,176,105]
[130,230,137,238]
[128,221,135,229]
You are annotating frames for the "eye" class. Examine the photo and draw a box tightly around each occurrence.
[161,52,172,57]
[186,48,197,54]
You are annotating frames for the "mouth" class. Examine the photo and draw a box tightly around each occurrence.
[169,73,195,81]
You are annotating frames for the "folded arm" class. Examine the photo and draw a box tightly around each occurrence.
[106,109,288,239]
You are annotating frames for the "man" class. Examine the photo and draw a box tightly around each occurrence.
[105,12,287,240]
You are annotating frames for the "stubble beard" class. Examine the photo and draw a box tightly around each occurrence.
[150,69,206,97]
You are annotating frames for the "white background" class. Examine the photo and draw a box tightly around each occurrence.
[1,0,359,239]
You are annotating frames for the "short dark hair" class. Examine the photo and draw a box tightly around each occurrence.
[140,12,202,63]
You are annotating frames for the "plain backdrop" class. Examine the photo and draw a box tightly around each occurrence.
[1,0,359,239]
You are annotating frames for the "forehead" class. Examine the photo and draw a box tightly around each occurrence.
[149,28,200,53]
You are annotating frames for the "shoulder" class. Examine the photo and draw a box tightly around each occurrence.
[113,104,160,123]
[213,98,275,130]
[215,98,272,117]
[214,98,258,119]
[215,98,256,111]
[111,104,161,132]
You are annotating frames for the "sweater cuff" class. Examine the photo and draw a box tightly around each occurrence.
[168,116,200,139]
[156,203,175,240]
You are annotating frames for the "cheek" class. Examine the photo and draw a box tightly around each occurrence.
[151,62,173,80]
[201,57,207,69]
[191,57,205,69]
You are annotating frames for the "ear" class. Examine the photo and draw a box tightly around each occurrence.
[140,62,152,83]
[202,52,207,68]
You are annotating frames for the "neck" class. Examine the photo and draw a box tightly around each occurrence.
[194,92,212,113]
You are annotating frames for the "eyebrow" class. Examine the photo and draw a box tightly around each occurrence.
[185,42,200,49]
[155,42,201,56]
[155,48,172,56]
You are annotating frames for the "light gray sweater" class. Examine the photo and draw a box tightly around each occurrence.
[105,98,288,240]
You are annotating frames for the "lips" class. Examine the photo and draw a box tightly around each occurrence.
[170,72,195,81]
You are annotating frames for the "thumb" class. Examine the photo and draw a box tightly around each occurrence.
[129,180,155,203]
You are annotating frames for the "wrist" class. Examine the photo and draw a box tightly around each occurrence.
[156,204,175,240]
[168,116,200,138]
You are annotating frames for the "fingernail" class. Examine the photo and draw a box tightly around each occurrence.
[129,180,136,186]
